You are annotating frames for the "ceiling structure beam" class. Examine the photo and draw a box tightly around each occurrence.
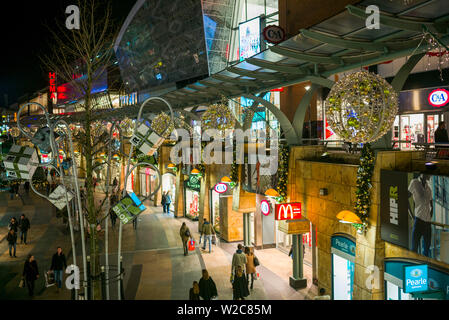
[270,46,343,65]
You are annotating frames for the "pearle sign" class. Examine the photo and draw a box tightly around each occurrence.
[428,89,449,107]
[214,183,228,194]
[261,200,270,216]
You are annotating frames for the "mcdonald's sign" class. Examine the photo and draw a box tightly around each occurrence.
[275,202,301,221]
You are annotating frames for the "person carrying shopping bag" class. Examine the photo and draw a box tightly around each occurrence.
[201,219,215,253]
[244,247,257,290]
[180,222,192,256]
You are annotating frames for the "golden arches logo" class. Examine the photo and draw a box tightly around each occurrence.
[278,204,294,220]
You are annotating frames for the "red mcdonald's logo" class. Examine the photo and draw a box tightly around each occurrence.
[275,202,301,221]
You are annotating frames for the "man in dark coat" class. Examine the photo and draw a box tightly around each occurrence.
[7,230,17,258]
[18,214,31,244]
[50,247,67,291]
[23,255,39,297]
[198,269,217,300]
[435,121,449,148]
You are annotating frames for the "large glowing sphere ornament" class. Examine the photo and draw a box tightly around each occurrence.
[325,71,398,143]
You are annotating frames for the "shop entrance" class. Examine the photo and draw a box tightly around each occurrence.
[395,113,443,150]
[331,235,356,300]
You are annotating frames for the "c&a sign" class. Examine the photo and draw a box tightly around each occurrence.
[428,89,449,107]
[275,202,301,221]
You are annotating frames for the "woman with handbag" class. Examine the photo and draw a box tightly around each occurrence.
[244,247,257,290]
[23,254,39,297]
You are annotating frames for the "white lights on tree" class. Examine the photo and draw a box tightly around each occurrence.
[325,71,398,143]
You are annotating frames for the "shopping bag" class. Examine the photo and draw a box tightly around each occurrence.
[253,256,260,267]
[188,240,195,251]
[45,271,55,287]
[211,235,216,245]
[18,278,24,288]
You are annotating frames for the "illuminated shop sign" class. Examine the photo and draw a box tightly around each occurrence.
[49,72,57,103]
[214,183,228,194]
[404,264,428,293]
[275,202,301,221]
[263,25,285,44]
[261,199,270,216]
[428,89,449,107]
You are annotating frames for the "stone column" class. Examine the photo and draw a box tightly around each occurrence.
[290,233,307,289]
[174,167,184,218]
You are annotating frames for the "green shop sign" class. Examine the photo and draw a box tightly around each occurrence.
[185,174,201,192]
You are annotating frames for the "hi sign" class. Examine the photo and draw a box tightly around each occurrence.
[275,202,301,221]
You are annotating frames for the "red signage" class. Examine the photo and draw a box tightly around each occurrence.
[261,200,271,216]
[428,89,449,107]
[275,202,302,221]
[49,72,57,101]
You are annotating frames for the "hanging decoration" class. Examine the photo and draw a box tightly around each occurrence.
[151,112,175,139]
[325,70,398,143]
[353,143,375,233]
[423,30,449,82]
[276,144,289,203]
[201,98,236,134]
[10,127,20,138]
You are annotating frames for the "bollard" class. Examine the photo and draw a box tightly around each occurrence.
[87,255,92,300]
[101,266,106,300]
[120,256,125,300]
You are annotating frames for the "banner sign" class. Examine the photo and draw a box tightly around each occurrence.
[275,202,301,221]
[404,264,428,293]
[112,192,146,224]
[381,170,449,264]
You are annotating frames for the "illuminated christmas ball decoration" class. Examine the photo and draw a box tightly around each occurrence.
[325,71,398,143]
[201,101,235,134]
[119,118,134,137]
[151,112,175,139]
[10,127,20,138]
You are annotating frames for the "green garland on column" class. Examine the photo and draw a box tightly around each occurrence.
[229,143,238,188]
[276,143,289,203]
[354,143,375,231]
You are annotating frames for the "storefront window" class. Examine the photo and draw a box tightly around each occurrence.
[210,188,220,233]
[185,188,200,220]
[331,235,356,300]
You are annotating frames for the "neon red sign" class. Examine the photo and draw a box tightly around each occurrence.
[49,72,57,101]
[275,202,302,221]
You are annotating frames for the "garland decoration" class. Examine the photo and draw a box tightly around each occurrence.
[276,143,289,203]
[353,143,375,233]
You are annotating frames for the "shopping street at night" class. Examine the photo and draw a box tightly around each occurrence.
[1,0,449,310]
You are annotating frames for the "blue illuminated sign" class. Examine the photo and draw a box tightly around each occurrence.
[404,264,428,293]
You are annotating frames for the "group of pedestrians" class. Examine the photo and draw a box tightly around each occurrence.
[20,247,67,297]
[189,269,218,300]
[6,214,31,258]
[231,244,258,299]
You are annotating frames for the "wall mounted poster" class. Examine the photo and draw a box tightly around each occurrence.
[381,170,449,264]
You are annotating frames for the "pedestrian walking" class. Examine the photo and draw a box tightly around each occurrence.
[110,209,117,229]
[133,216,138,230]
[201,219,215,253]
[435,121,449,148]
[112,177,118,187]
[179,222,192,256]
[165,191,172,213]
[189,281,200,300]
[314,288,331,300]
[198,269,217,300]
[46,182,51,196]
[199,218,206,244]
[231,244,247,277]
[7,229,17,258]
[14,183,19,197]
[23,255,39,297]
[9,217,18,233]
[50,247,67,292]
[244,247,256,290]
[24,181,30,195]
[9,183,15,200]
[232,266,249,300]
[18,214,31,244]
[161,191,167,213]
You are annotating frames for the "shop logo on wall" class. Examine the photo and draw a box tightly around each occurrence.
[389,186,399,225]
[428,89,449,107]
[214,183,228,194]
[261,200,270,216]
[186,174,201,192]
[275,202,301,220]
[263,25,286,44]
[404,264,428,293]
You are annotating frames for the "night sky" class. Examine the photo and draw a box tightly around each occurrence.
[0,0,136,107]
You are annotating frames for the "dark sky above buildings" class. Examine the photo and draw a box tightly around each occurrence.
[0,0,136,106]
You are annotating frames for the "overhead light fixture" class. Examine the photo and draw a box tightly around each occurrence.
[425,161,438,171]
[167,163,176,169]
[336,210,362,224]
[305,85,311,91]
[265,188,280,198]
[221,176,232,183]
[191,168,200,175]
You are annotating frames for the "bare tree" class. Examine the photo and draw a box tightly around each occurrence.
[41,0,121,299]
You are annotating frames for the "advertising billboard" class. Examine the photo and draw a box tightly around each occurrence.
[239,17,261,61]
[381,170,449,264]
[404,264,428,293]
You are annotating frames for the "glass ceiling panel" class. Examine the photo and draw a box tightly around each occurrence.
[360,0,434,15]
[312,11,366,37]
